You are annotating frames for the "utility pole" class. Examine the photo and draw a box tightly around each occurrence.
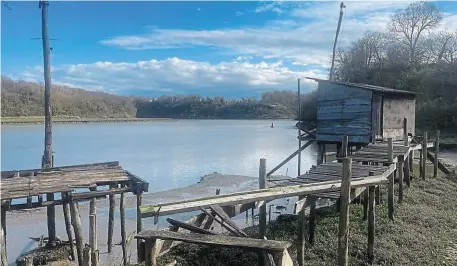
[39,0,56,247]
[329,2,345,81]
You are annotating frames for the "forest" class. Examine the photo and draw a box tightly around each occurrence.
[1,2,455,131]
[1,76,315,120]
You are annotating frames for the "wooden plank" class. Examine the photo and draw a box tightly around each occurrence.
[141,176,389,218]
[426,150,451,175]
[135,231,292,252]
[166,218,216,235]
[199,208,242,237]
[338,158,351,266]
[209,205,248,237]
[267,141,314,177]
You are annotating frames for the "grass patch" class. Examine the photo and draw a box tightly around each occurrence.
[160,171,457,266]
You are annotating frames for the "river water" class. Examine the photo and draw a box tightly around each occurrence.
[1,120,317,192]
[1,120,318,264]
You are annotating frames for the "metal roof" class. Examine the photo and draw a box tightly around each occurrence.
[306,77,418,96]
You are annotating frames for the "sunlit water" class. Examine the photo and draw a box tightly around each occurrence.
[1,120,318,263]
[1,120,317,191]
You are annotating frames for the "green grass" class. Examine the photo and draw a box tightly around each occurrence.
[160,168,457,266]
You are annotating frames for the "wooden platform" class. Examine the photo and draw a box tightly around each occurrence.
[1,161,148,210]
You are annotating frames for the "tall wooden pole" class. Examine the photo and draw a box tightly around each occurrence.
[39,0,56,247]
[258,159,267,266]
[434,130,440,178]
[329,2,345,81]
[338,157,352,266]
[297,78,302,177]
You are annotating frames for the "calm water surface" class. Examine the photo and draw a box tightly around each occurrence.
[1,120,317,192]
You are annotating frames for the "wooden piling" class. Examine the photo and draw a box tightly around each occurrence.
[91,250,99,266]
[434,130,440,178]
[367,180,376,263]
[258,158,267,266]
[70,202,84,266]
[120,191,127,266]
[422,132,428,180]
[145,238,158,266]
[375,186,380,205]
[338,157,352,266]
[403,118,408,146]
[0,224,7,266]
[297,198,306,266]
[46,192,56,247]
[308,197,316,245]
[404,154,411,187]
[398,156,404,203]
[410,150,414,174]
[364,172,375,220]
[419,148,423,178]
[62,193,75,261]
[342,135,348,158]
[83,247,91,266]
[1,206,6,246]
[107,184,116,253]
[137,182,144,262]
[387,138,394,220]
[89,215,97,251]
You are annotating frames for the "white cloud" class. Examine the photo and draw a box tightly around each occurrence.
[21,58,326,95]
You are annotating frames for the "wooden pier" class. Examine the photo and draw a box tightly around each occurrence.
[0,161,148,266]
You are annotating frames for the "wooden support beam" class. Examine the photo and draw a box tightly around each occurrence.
[107,184,116,253]
[367,185,375,263]
[308,197,317,245]
[83,247,91,266]
[297,195,306,266]
[421,132,428,180]
[342,136,348,158]
[403,118,408,146]
[199,208,242,237]
[267,141,314,177]
[434,130,440,178]
[278,248,294,266]
[89,215,97,252]
[410,150,414,174]
[61,193,75,261]
[70,202,84,266]
[91,250,99,266]
[375,186,380,205]
[144,238,158,266]
[398,156,404,203]
[209,205,248,237]
[136,182,144,262]
[363,172,375,220]
[120,191,127,266]
[426,150,451,175]
[404,153,411,187]
[338,157,352,266]
[166,218,215,235]
[259,158,267,266]
[0,224,7,266]
[387,138,394,221]
[46,192,56,247]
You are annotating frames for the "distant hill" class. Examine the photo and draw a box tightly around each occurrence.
[1,76,316,120]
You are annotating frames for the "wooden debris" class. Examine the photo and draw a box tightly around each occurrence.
[209,205,248,237]
[166,218,216,235]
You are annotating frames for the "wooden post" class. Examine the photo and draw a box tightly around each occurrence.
[70,202,84,266]
[363,172,375,220]
[403,118,408,146]
[91,250,99,266]
[342,136,348,158]
[298,199,305,266]
[434,130,440,178]
[422,132,428,180]
[308,197,316,245]
[120,191,127,266]
[338,157,352,266]
[107,184,116,253]
[375,186,380,205]
[83,247,91,266]
[367,180,376,263]
[258,158,267,266]
[0,224,7,266]
[410,150,414,174]
[297,79,302,177]
[398,156,404,203]
[137,183,144,262]
[145,238,158,266]
[387,138,394,220]
[62,193,75,261]
[89,215,97,251]
[404,154,411,187]
[1,206,6,246]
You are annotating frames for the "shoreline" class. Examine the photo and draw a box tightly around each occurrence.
[0,117,293,125]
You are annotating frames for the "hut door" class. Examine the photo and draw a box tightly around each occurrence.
[372,95,382,140]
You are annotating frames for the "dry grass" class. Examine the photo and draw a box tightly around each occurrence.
[161,170,457,266]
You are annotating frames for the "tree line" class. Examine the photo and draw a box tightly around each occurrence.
[333,1,457,132]
[1,76,316,120]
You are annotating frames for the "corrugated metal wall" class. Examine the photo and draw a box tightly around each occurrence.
[316,82,373,143]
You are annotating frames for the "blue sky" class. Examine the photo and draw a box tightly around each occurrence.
[2,1,457,98]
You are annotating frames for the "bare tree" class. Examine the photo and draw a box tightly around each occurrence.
[388,1,443,66]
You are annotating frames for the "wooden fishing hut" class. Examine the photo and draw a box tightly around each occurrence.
[302,78,418,159]
[0,161,148,266]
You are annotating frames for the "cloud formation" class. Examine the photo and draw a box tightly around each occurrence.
[22,58,325,96]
